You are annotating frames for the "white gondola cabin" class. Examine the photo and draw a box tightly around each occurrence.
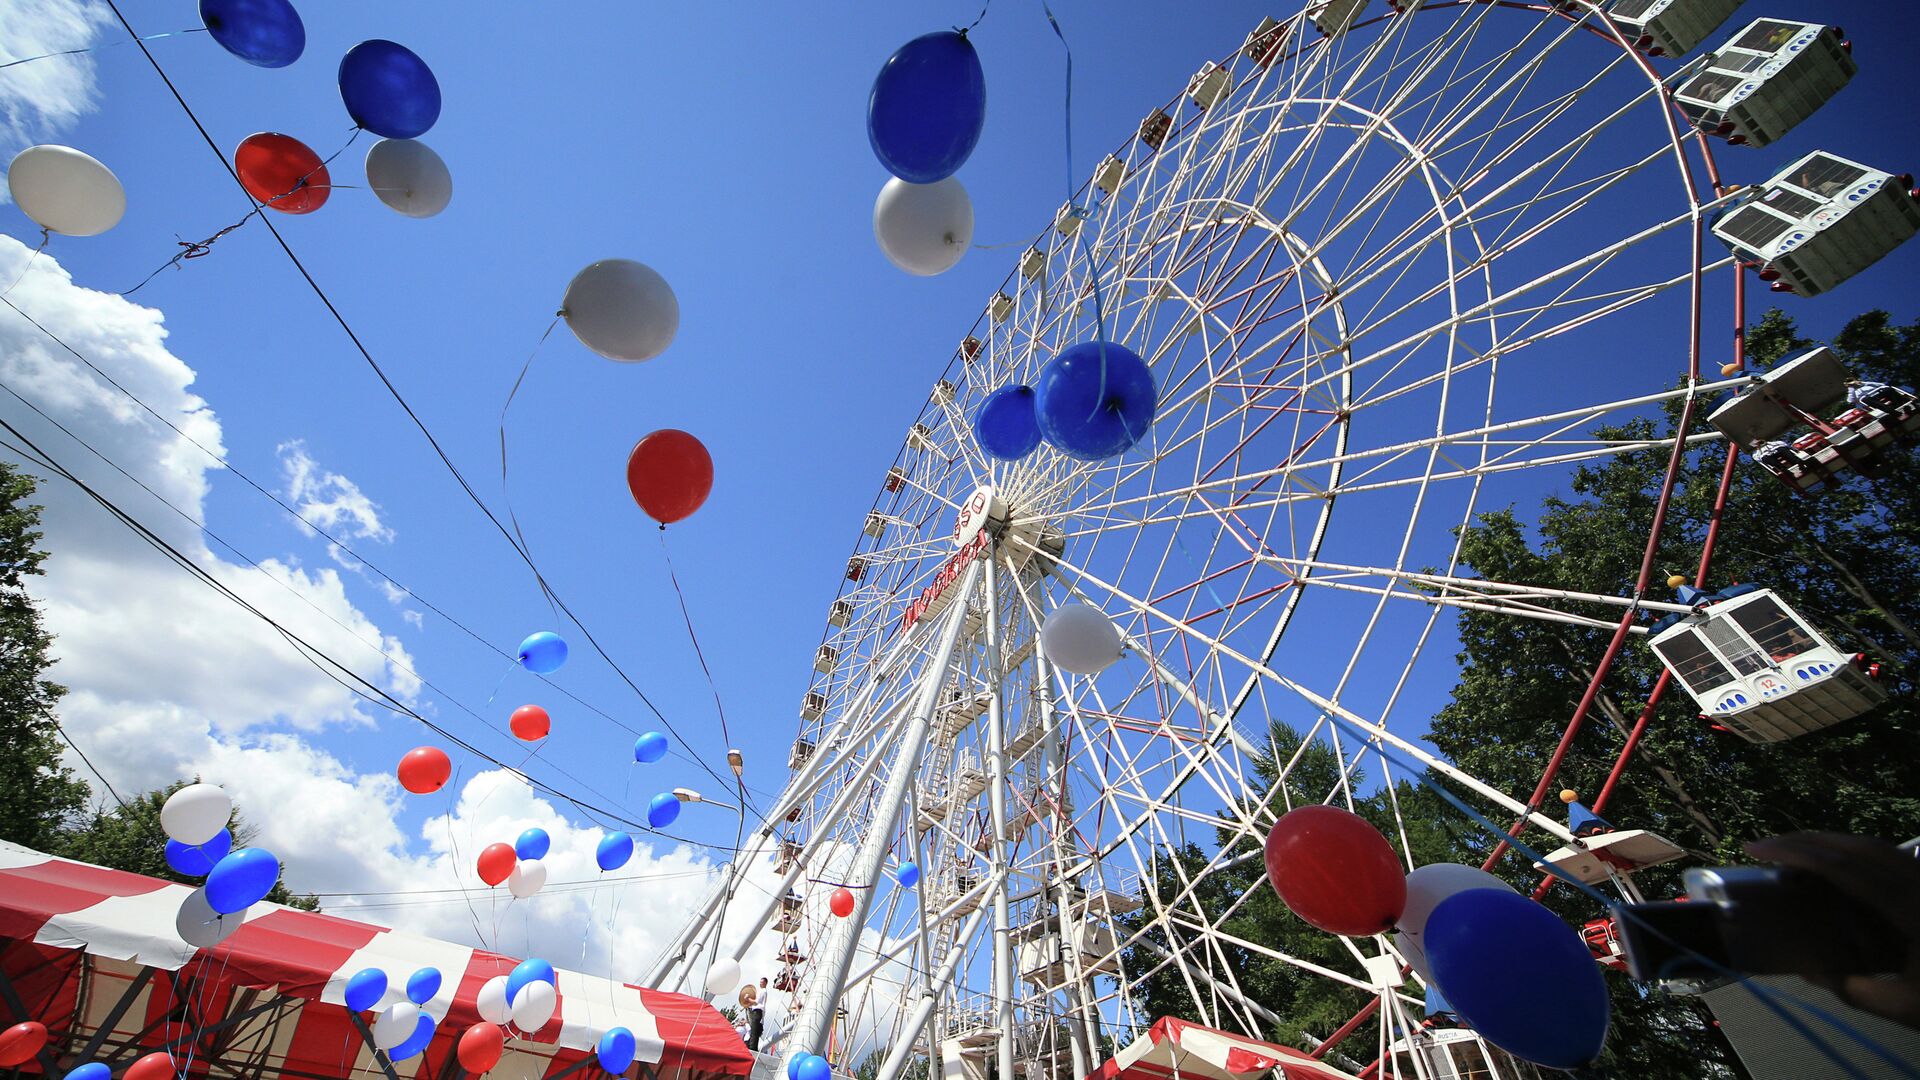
[799,690,826,721]
[1648,586,1885,742]
[1710,151,1920,297]
[1310,0,1369,38]
[1708,346,1920,491]
[1673,19,1855,148]
[1391,1026,1543,1080]
[1608,0,1742,58]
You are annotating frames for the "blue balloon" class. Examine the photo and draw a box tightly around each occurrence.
[390,1013,435,1061]
[787,1056,805,1080]
[405,966,441,1005]
[66,1064,109,1080]
[344,967,388,1012]
[973,385,1042,461]
[868,31,986,183]
[1424,889,1610,1070]
[338,40,441,139]
[516,827,551,861]
[200,0,304,68]
[165,827,232,877]
[647,793,681,829]
[894,862,920,888]
[517,631,569,674]
[597,831,635,871]
[1033,340,1157,461]
[506,958,556,1005]
[796,1054,832,1080]
[597,1027,637,1074]
[633,731,669,764]
[205,847,279,914]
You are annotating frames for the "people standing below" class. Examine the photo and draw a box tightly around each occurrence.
[737,984,765,1051]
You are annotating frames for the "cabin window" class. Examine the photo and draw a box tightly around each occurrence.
[1718,206,1794,253]
[1762,187,1823,220]
[1449,1043,1498,1080]
[1733,20,1802,54]
[1791,155,1867,198]
[1679,70,1741,105]
[1654,630,1734,693]
[1728,597,1819,661]
[1718,50,1772,74]
[1390,1051,1427,1079]
[1701,616,1770,676]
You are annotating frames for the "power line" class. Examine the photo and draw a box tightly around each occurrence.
[0,410,757,853]
[96,0,748,805]
[0,291,776,802]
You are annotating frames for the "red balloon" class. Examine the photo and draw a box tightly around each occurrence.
[458,1022,505,1073]
[509,704,550,741]
[626,430,713,525]
[125,1051,176,1080]
[477,843,516,887]
[397,746,452,794]
[0,1023,46,1068]
[829,887,855,918]
[1263,804,1407,937]
[234,132,330,214]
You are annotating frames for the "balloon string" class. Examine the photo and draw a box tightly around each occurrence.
[441,764,493,950]
[657,529,732,749]
[0,26,203,70]
[0,231,50,300]
[120,130,357,297]
[954,0,992,33]
[1039,0,1115,419]
[498,318,564,625]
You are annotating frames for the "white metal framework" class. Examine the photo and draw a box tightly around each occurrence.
[649,3,1906,1078]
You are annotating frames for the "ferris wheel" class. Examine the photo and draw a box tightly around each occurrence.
[647,2,1908,1078]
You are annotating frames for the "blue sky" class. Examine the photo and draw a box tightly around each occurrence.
[3,0,1918,983]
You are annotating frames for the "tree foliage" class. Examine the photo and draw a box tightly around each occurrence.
[0,462,89,849]
[1122,310,1919,1078]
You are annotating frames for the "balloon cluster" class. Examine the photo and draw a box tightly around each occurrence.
[788,1053,832,1080]
[159,784,282,937]
[969,339,1158,465]
[347,965,446,1061]
[1262,806,1610,1070]
[867,31,987,277]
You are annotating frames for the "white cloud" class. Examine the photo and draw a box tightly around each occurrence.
[0,0,110,185]
[279,439,395,544]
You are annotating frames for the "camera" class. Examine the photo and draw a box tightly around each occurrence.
[1614,865,1903,984]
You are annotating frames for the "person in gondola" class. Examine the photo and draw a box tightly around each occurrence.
[1752,437,1797,473]
[1847,378,1906,412]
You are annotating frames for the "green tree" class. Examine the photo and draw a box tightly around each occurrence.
[57,783,320,909]
[0,462,89,850]
[1123,310,1919,1077]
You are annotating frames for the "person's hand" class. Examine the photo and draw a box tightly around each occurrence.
[1746,831,1920,1030]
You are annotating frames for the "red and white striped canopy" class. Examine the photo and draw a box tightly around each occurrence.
[1086,1017,1359,1080]
[0,842,752,1080]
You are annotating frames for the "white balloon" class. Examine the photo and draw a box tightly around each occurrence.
[1041,603,1125,676]
[364,138,453,218]
[561,259,679,362]
[7,145,126,237]
[175,887,243,949]
[1395,862,1516,936]
[872,176,973,276]
[507,858,548,898]
[704,957,742,996]
[373,1002,420,1049]
[476,975,512,1025]
[161,783,231,846]
[510,979,556,1031]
